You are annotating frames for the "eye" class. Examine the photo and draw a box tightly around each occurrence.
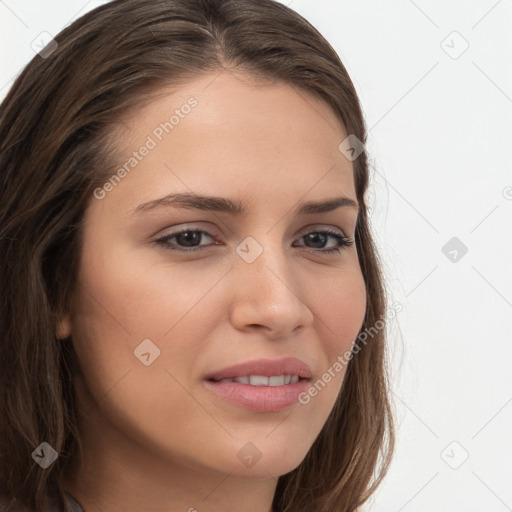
[153,227,353,255]
[293,228,353,255]
[153,228,216,253]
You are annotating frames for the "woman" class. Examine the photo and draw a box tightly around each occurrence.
[0,0,394,510]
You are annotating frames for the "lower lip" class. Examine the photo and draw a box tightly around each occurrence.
[203,379,311,412]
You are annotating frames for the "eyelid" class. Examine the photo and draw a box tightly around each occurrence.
[155,222,349,241]
[296,223,348,238]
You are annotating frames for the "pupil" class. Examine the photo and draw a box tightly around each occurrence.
[178,231,200,247]
[307,233,326,248]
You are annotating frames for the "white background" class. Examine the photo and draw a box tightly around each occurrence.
[1,1,511,511]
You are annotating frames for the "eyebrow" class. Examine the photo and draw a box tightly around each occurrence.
[134,192,358,216]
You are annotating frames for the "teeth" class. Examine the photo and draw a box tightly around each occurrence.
[215,375,300,386]
[268,375,285,386]
[249,375,269,386]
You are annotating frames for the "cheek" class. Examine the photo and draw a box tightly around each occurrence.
[299,265,366,410]
[312,264,367,356]
[69,251,221,463]
[73,234,216,339]
[69,240,229,400]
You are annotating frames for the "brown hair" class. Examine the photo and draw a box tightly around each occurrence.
[0,0,394,510]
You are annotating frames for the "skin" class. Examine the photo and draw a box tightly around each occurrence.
[57,70,367,512]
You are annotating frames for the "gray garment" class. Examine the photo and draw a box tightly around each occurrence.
[0,492,85,511]
[64,493,85,512]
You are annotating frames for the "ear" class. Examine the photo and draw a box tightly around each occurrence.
[56,313,72,340]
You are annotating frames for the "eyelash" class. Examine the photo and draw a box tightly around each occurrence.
[153,227,353,255]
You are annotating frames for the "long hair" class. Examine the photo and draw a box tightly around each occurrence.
[0,1,394,510]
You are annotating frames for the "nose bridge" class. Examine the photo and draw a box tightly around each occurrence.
[235,233,292,292]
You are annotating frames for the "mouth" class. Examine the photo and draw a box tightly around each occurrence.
[204,356,312,382]
[209,374,303,386]
[203,357,312,412]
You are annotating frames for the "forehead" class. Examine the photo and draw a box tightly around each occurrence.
[97,71,356,214]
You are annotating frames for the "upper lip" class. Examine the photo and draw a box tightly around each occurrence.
[205,357,312,381]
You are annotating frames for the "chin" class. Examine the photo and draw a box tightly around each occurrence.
[217,437,311,479]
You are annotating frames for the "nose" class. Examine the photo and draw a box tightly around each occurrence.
[229,238,314,339]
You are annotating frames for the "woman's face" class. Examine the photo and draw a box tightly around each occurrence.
[58,70,366,480]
